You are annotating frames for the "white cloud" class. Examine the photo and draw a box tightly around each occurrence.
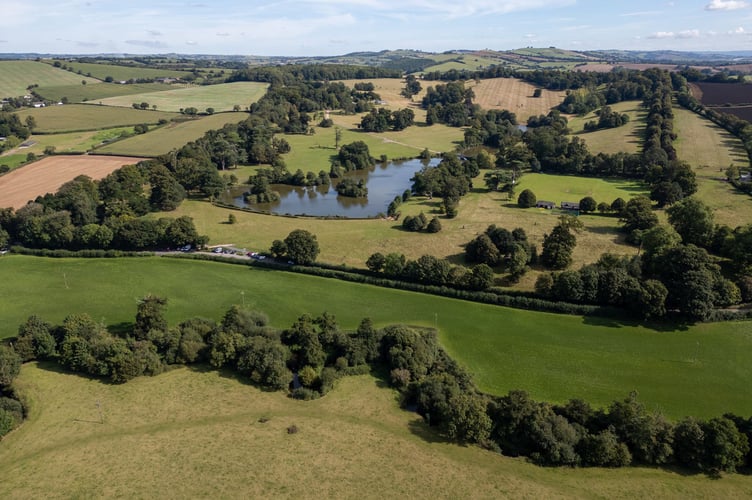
[677,29,700,38]
[649,31,676,39]
[648,29,701,39]
[705,0,748,11]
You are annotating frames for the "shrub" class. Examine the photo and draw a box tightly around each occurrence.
[518,189,537,208]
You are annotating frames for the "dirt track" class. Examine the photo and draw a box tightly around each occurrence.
[0,155,144,209]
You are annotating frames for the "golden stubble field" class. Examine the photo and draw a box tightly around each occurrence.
[0,155,144,209]
[468,78,567,122]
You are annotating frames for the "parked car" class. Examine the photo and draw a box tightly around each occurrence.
[213,247,223,254]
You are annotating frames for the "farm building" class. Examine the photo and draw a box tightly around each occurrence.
[536,200,555,209]
[561,201,580,210]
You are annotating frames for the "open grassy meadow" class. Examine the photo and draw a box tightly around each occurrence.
[567,101,646,155]
[0,128,134,161]
[164,167,643,283]
[4,364,752,499]
[96,82,269,113]
[421,54,507,74]
[54,61,194,82]
[14,104,177,133]
[34,82,172,104]
[3,255,751,419]
[0,153,28,170]
[469,77,567,122]
[673,106,752,228]
[96,112,250,156]
[0,61,99,98]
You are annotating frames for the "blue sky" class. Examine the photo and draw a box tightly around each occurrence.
[3,0,752,55]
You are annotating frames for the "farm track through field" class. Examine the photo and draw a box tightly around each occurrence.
[0,155,145,209]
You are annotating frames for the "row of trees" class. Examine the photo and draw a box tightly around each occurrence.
[0,344,23,439]
[366,252,494,291]
[0,166,207,251]
[4,297,752,473]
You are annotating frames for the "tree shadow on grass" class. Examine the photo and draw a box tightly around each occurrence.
[407,418,453,445]
[581,314,691,333]
[191,363,283,392]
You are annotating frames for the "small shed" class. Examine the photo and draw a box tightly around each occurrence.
[561,201,580,210]
[536,200,555,209]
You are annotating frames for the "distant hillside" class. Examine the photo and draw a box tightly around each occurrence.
[4,48,752,74]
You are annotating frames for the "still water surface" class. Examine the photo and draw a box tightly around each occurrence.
[223,158,439,218]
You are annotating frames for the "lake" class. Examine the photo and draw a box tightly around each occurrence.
[223,158,439,218]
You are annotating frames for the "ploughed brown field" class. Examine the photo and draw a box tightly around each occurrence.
[0,155,144,209]
[690,81,752,122]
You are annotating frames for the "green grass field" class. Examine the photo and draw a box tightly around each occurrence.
[96,82,269,113]
[96,112,250,156]
[54,61,194,82]
[0,127,138,158]
[34,82,171,104]
[673,106,752,228]
[0,61,99,98]
[421,54,504,74]
[3,364,752,499]
[282,120,462,171]
[1,255,751,419]
[568,101,646,155]
[0,153,27,170]
[515,172,647,206]
[14,105,177,133]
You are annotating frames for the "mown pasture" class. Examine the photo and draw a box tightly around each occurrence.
[517,172,647,203]
[567,101,646,155]
[0,127,134,161]
[0,255,751,419]
[34,82,172,104]
[673,106,752,228]
[0,61,99,98]
[0,154,27,170]
[282,116,463,170]
[96,112,251,156]
[3,365,752,499]
[96,82,269,113]
[53,61,194,82]
[14,104,177,133]
[469,77,567,122]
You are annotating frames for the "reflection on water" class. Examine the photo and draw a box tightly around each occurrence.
[221,158,439,218]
